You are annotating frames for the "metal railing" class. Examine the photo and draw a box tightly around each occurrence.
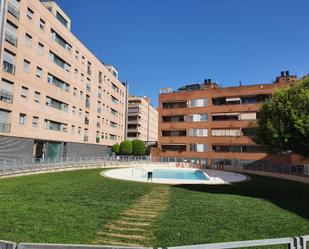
[0,156,151,176]
[1,235,308,249]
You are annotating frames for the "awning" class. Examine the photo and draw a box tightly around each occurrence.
[212,113,239,116]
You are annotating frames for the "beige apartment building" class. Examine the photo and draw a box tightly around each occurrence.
[0,0,127,161]
[127,96,158,143]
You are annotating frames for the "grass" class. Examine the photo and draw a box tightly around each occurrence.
[0,169,308,248]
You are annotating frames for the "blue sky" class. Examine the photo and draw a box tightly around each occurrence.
[57,0,309,106]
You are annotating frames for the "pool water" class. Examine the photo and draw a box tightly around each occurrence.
[142,169,209,181]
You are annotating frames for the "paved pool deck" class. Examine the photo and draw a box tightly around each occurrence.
[103,166,248,185]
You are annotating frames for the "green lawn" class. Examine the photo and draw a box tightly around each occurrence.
[0,169,308,247]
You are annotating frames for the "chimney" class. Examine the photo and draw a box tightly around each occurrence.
[281,71,284,77]
[285,70,289,77]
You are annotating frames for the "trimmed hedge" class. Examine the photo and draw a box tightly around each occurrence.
[111,143,120,154]
[119,140,133,155]
[132,139,146,155]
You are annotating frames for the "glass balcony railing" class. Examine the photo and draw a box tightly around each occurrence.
[7,3,19,19]
[5,32,17,47]
[3,61,15,75]
[0,123,10,133]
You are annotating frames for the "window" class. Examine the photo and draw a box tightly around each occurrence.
[0,109,11,132]
[189,128,208,137]
[7,0,20,19]
[72,106,76,115]
[36,67,42,78]
[3,49,16,74]
[26,8,33,21]
[21,86,28,99]
[19,113,26,125]
[37,42,44,55]
[87,61,92,75]
[80,91,83,100]
[56,11,68,28]
[39,19,45,30]
[32,116,38,128]
[83,129,89,141]
[47,73,69,91]
[85,95,90,108]
[0,78,13,104]
[71,125,75,134]
[51,29,72,51]
[34,91,40,103]
[24,33,32,46]
[46,96,68,112]
[189,113,208,122]
[23,60,30,73]
[73,87,77,96]
[44,119,67,132]
[49,51,71,71]
[189,98,208,107]
[190,144,208,152]
[212,129,241,137]
[239,112,257,120]
[5,20,18,47]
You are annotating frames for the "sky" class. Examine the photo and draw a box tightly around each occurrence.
[56,0,309,106]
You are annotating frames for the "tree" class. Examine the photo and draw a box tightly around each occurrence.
[132,139,146,156]
[111,143,120,154]
[255,77,309,158]
[119,140,133,155]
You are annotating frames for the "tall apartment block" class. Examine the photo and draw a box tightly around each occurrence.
[0,0,127,161]
[127,96,158,143]
[157,72,298,166]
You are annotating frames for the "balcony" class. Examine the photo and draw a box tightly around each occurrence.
[5,32,17,47]
[0,123,10,133]
[0,90,13,103]
[7,3,19,19]
[3,61,15,75]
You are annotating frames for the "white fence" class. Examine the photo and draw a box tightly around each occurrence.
[1,235,308,249]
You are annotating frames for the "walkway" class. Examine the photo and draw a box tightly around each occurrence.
[95,186,170,247]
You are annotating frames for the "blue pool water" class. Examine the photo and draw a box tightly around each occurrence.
[142,169,209,180]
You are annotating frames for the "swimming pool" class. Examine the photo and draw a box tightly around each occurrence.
[141,169,209,180]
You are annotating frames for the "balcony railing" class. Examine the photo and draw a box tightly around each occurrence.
[3,61,15,75]
[0,90,13,103]
[5,32,17,47]
[0,123,11,133]
[7,3,19,19]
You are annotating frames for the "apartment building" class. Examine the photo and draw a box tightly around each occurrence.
[127,96,158,143]
[157,71,298,166]
[0,0,127,161]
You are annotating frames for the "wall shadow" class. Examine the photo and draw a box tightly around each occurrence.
[174,174,309,220]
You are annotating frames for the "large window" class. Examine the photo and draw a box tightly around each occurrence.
[56,11,68,28]
[190,144,208,152]
[7,0,20,19]
[49,51,71,71]
[189,113,208,122]
[51,29,72,51]
[3,49,15,74]
[189,128,208,137]
[46,96,68,112]
[47,73,69,91]
[0,109,11,132]
[45,119,67,132]
[189,98,208,107]
[212,129,241,137]
[5,20,18,46]
[0,79,13,103]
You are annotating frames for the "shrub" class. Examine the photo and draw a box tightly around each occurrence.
[132,139,146,155]
[111,143,120,154]
[120,140,133,155]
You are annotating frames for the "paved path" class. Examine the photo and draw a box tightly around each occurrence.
[95,186,170,247]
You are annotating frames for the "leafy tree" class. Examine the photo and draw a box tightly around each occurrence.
[119,140,133,155]
[111,143,120,154]
[132,139,146,155]
[255,77,309,157]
